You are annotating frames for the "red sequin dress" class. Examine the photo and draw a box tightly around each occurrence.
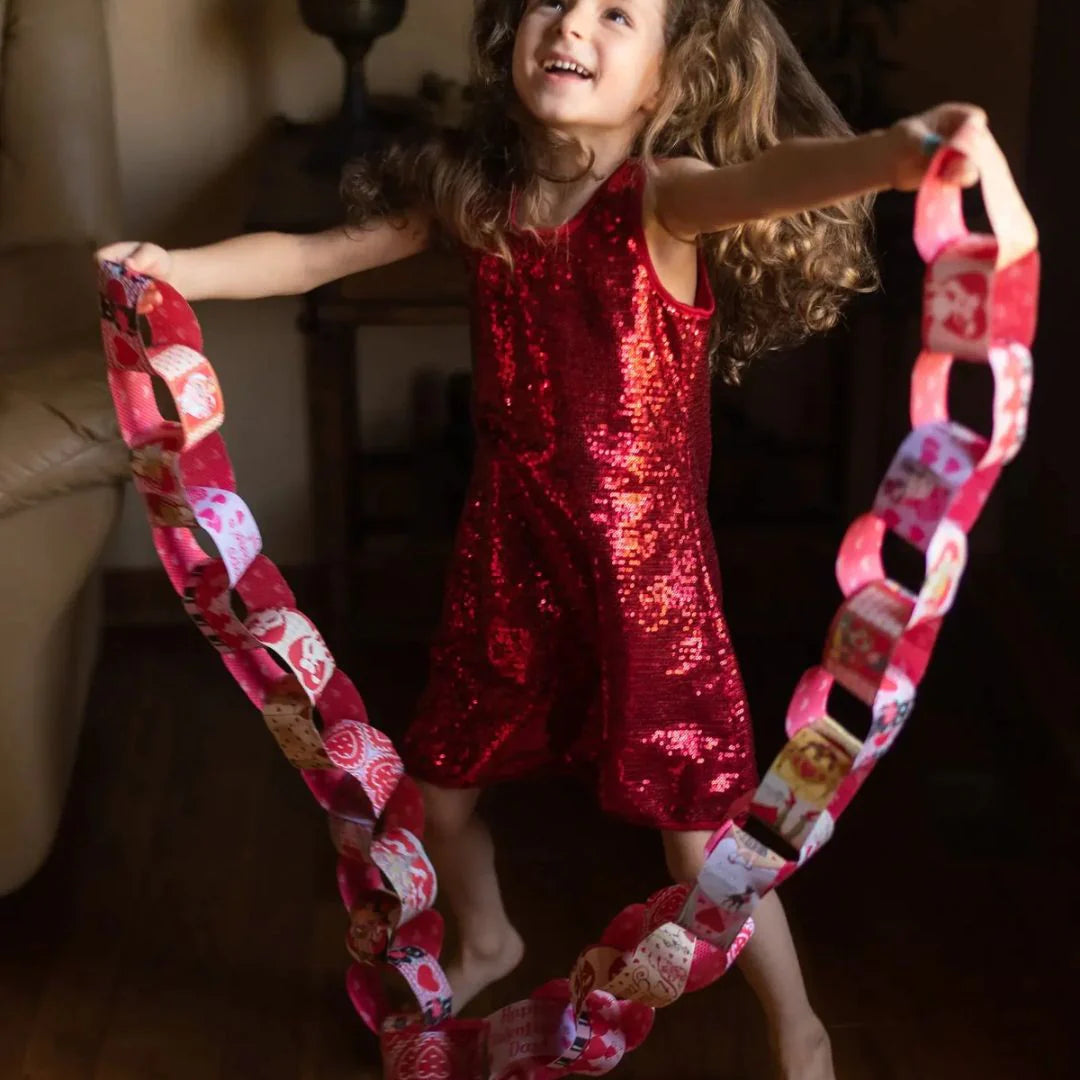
[402,161,757,829]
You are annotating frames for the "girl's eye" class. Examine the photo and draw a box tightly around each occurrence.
[605,8,632,27]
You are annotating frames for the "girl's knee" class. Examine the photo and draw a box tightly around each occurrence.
[662,831,710,886]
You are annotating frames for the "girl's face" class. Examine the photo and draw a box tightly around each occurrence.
[512,0,668,140]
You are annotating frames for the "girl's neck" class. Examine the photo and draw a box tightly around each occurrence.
[527,127,636,230]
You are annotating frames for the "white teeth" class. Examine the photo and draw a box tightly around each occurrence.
[544,59,591,78]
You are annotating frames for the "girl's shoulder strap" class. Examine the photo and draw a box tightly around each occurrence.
[580,158,646,230]
[604,157,646,198]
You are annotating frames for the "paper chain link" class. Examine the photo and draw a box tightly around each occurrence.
[98,123,1038,1080]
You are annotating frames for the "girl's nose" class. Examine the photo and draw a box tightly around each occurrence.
[555,5,587,41]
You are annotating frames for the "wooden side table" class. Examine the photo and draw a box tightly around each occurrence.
[247,120,469,636]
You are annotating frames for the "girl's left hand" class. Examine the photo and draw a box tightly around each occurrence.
[889,103,987,191]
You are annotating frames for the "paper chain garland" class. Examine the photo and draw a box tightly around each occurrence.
[98,122,1038,1080]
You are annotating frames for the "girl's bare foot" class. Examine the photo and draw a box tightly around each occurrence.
[447,924,526,1015]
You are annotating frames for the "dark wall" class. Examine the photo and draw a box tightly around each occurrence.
[1007,0,1080,615]
[884,0,1036,171]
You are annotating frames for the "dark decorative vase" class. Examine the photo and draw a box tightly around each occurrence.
[299,0,408,169]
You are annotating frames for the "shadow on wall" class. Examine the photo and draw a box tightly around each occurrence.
[208,0,281,127]
[112,0,472,245]
[163,0,326,243]
[109,0,340,244]
[158,137,268,246]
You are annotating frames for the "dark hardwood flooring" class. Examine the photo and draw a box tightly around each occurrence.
[1,576,1076,1078]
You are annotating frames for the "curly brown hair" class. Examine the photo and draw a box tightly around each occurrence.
[344,0,878,382]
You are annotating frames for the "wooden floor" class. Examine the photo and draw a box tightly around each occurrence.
[1,583,1077,1079]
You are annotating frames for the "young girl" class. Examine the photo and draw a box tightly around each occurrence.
[100,1,984,1075]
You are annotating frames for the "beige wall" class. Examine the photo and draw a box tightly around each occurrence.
[103,0,472,568]
[103,0,1038,569]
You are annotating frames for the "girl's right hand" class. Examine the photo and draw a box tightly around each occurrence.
[94,241,173,281]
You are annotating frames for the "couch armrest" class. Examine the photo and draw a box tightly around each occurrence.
[0,344,128,518]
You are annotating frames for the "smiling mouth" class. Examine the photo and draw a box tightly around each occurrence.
[542,59,594,80]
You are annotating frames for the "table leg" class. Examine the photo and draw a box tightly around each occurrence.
[301,296,358,643]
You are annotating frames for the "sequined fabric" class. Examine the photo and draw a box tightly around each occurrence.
[403,161,757,829]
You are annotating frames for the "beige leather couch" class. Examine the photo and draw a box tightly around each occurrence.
[0,0,129,893]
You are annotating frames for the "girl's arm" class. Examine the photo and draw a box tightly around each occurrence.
[654,104,985,241]
[96,214,430,302]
